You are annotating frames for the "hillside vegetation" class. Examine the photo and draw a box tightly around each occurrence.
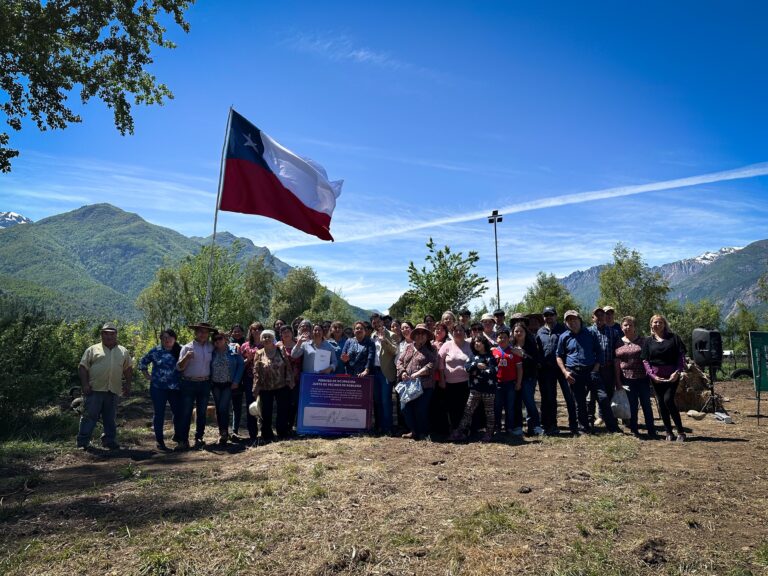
[0,204,367,321]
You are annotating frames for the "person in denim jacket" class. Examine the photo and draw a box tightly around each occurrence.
[139,328,182,451]
[209,332,245,445]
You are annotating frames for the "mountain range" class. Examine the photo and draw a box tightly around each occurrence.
[559,245,767,318]
[0,204,366,320]
[1,204,765,322]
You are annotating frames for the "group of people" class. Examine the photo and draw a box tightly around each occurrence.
[74,305,691,452]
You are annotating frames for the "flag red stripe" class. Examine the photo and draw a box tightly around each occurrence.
[220,159,333,241]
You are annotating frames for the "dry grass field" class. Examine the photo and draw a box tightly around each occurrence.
[1,380,768,576]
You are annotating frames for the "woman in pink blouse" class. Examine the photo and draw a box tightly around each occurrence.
[430,322,450,436]
[438,324,473,433]
[613,316,657,439]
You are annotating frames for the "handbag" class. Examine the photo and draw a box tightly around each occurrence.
[395,377,424,409]
[610,387,631,420]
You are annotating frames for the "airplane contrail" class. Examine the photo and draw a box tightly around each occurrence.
[271,161,768,250]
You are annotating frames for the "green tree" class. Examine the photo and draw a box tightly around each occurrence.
[303,289,358,326]
[135,266,185,337]
[599,243,669,328]
[517,272,581,318]
[240,255,277,323]
[177,244,245,329]
[137,243,255,334]
[388,290,417,322]
[663,299,721,345]
[0,0,193,172]
[724,301,759,355]
[406,238,488,320]
[269,267,322,324]
[758,271,768,305]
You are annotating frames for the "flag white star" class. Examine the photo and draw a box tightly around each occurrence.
[243,133,259,151]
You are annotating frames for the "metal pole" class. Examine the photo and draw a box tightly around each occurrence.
[494,218,500,307]
[488,210,503,308]
[203,107,234,322]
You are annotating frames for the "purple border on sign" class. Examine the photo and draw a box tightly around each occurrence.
[297,373,373,435]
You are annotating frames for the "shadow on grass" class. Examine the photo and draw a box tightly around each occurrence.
[684,436,748,443]
[2,492,227,535]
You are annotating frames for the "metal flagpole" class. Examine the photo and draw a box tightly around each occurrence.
[203,106,234,322]
[487,210,503,307]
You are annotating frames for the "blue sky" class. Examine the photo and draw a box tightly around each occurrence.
[2,1,768,311]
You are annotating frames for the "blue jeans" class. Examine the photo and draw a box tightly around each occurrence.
[150,386,181,444]
[233,376,257,440]
[521,376,541,432]
[494,381,516,432]
[179,379,211,442]
[570,368,619,432]
[231,387,245,433]
[372,367,393,433]
[623,376,656,436]
[402,386,433,439]
[540,364,578,433]
[77,391,118,447]
[211,383,233,436]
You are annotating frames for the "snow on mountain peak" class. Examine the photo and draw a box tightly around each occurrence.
[0,211,33,228]
[693,247,742,265]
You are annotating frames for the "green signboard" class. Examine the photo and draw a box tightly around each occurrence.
[749,331,768,393]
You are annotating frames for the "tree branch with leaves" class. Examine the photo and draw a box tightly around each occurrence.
[406,238,488,320]
[0,0,193,172]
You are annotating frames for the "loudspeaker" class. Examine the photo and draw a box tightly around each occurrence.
[692,328,723,367]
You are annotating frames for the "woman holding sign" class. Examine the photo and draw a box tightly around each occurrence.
[291,322,337,374]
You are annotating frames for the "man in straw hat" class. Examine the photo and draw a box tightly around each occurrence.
[76,323,133,451]
[176,321,217,450]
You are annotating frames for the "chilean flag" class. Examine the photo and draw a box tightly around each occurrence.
[219,110,343,241]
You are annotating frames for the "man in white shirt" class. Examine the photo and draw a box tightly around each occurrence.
[176,322,216,450]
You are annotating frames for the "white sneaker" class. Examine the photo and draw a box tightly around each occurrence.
[511,427,524,436]
[534,426,545,435]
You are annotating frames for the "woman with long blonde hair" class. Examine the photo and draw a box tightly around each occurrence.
[641,314,687,442]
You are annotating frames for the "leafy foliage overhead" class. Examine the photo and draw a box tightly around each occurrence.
[0,0,193,172]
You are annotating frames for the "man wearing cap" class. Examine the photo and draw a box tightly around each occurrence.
[458,309,472,336]
[588,307,622,426]
[537,307,578,435]
[603,306,623,341]
[177,322,216,450]
[480,313,498,345]
[77,323,133,450]
[493,309,510,336]
[556,310,619,433]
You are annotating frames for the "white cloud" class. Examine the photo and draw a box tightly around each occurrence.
[284,32,410,71]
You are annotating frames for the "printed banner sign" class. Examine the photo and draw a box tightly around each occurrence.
[297,373,373,435]
[749,331,768,393]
